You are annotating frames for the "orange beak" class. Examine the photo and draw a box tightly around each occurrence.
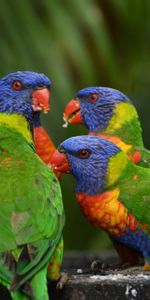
[32,88,50,113]
[63,99,83,127]
[49,150,70,174]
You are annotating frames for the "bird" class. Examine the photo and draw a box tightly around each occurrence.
[63,86,150,167]
[63,87,148,266]
[0,71,65,299]
[50,135,150,271]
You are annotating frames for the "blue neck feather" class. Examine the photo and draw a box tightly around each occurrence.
[74,157,108,195]
[33,112,41,127]
[80,100,115,132]
[0,98,33,123]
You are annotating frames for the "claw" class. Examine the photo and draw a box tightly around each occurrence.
[91,260,109,274]
[56,272,69,290]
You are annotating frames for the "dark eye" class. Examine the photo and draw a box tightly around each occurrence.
[89,93,98,102]
[58,146,66,154]
[12,81,23,90]
[79,149,90,159]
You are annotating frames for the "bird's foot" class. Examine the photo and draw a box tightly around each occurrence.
[91,260,134,273]
[56,272,69,289]
[91,260,110,274]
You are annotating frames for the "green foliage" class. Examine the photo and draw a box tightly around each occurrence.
[0,0,150,250]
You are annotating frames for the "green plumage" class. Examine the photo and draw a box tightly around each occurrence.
[0,125,64,299]
[102,103,150,167]
[107,150,150,227]
[111,116,150,167]
[116,161,150,226]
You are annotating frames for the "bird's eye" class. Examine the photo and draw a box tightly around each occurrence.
[58,146,66,154]
[89,94,98,102]
[12,81,23,90]
[79,149,90,159]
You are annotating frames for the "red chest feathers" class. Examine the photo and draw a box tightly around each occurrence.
[76,189,138,236]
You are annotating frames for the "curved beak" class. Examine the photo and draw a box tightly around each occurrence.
[63,99,83,128]
[49,150,70,174]
[32,88,50,113]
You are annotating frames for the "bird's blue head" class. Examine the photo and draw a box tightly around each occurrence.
[50,135,120,195]
[0,71,51,123]
[64,87,131,132]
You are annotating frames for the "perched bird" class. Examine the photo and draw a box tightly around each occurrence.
[63,87,147,265]
[0,71,65,300]
[63,87,150,167]
[51,135,150,271]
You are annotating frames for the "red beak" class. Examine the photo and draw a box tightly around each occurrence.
[63,99,83,127]
[32,88,50,113]
[49,150,70,174]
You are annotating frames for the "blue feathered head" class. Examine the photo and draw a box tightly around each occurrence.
[0,71,51,122]
[50,135,120,195]
[64,86,131,132]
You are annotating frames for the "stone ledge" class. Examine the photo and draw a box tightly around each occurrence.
[49,267,150,300]
[49,252,149,300]
[1,252,150,300]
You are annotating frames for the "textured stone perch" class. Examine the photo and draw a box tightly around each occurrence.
[1,252,150,299]
[49,252,150,300]
[49,270,150,300]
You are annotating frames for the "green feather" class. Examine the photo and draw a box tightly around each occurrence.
[100,102,150,168]
[0,124,64,298]
[107,152,150,227]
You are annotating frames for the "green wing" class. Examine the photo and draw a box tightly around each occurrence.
[116,160,150,226]
[0,148,64,289]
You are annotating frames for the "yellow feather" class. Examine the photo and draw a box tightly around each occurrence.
[107,151,128,186]
[0,113,32,143]
[106,102,138,133]
[115,139,132,153]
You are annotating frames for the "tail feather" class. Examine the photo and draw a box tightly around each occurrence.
[12,241,56,291]
[0,252,16,286]
[10,281,34,300]
[10,290,31,300]
[11,267,49,300]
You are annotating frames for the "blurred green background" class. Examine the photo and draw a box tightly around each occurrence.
[1,0,150,251]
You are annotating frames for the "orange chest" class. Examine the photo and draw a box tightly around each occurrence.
[76,189,135,236]
[33,126,56,164]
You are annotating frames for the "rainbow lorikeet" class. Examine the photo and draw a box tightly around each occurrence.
[0,71,65,300]
[63,87,150,167]
[51,135,150,271]
[63,87,149,265]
